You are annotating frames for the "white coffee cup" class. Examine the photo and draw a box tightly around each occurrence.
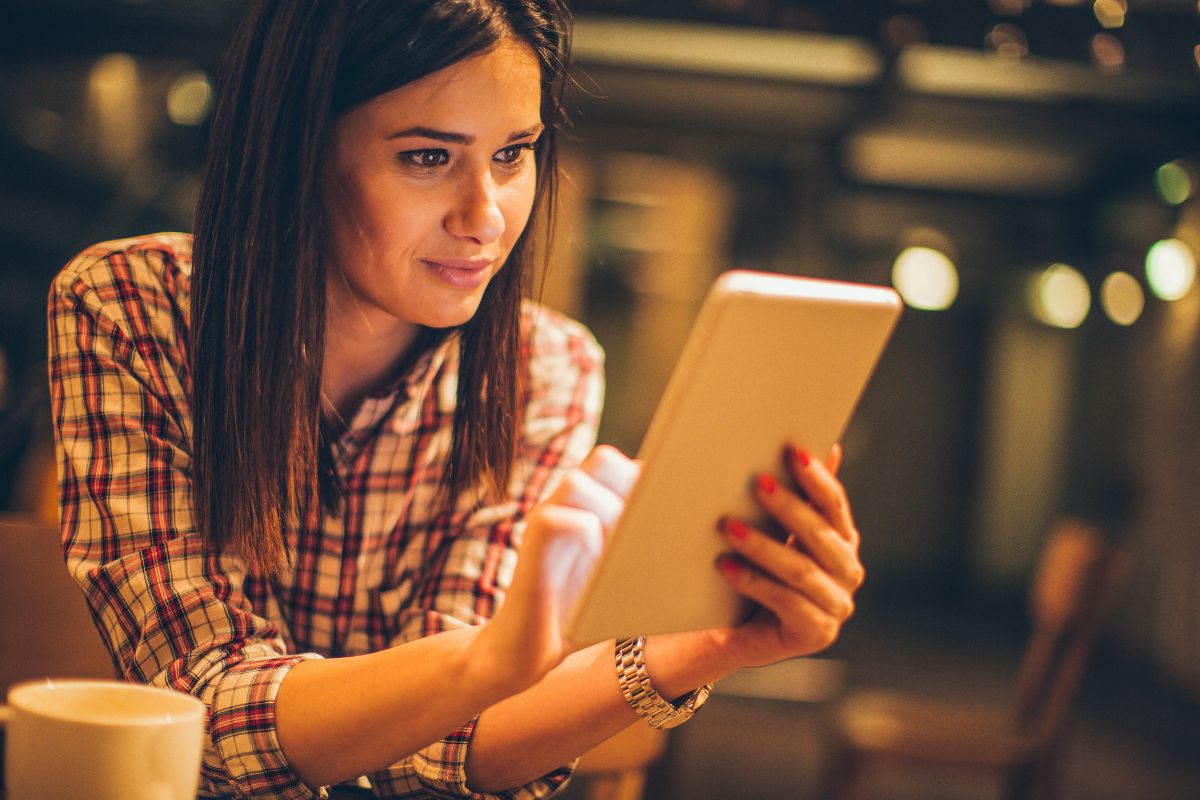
[1,678,205,800]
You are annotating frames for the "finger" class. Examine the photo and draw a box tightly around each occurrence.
[716,555,840,640]
[827,443,843,477]
[784,446,857,542]
[721,518,855,619]
[519,505,605,635]
[753,474,865,588]
[547,468,626,531]
[524,505,605,579]
[527,505,605,586]
[579,444,641,500]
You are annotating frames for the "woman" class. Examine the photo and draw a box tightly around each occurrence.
[48,1,865,798]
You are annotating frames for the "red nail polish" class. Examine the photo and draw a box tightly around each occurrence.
[791,446,811,468]
[728,519,749,540]
[720,558,740,577]
[756,473,777,494]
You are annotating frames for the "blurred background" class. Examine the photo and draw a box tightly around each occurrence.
[2,0,1199,797]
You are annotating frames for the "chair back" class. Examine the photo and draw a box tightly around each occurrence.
[1011,518,1126,745]
[0,515,116,696]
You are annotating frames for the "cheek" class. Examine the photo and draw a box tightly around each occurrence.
[326,174,379,256]
[500,175,538,246]
[334,182,422,264]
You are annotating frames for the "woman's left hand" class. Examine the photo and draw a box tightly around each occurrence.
[712,443,865,668]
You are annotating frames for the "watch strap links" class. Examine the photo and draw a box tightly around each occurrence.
[614,635,712,729]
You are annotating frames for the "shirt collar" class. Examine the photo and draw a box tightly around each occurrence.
[353,328,456,412]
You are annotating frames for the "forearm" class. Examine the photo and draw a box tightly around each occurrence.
[466,628,738,792]
[275,626,520,788]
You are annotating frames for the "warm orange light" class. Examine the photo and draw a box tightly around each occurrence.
[1090,33,1125,72]
[985,24,1029,60]
[1093,0,1128,29]
[1100,271,1144,326]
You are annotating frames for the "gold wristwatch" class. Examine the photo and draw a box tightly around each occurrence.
[614,636,713,729]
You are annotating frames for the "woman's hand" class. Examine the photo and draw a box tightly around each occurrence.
[712,443,865,669]
[473,445,640,693]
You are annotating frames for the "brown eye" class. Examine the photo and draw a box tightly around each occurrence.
[495,143,535,167]
[399,149,450,169]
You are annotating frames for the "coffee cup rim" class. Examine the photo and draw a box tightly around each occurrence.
[6,678,205,728]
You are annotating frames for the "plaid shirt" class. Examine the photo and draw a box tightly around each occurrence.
[48,233,604,799]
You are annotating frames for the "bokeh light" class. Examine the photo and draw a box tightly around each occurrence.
[1090,33,1125,72]
[166,71,214,126]
[88,53,142,169]
[892,246,959,310]
[19,108,63,152]
[1155,160,1195,206]
[987,0,1032,14]
[1029,263,1090,329]
[985,23,1029,59]
[1100,271,1144,325]
[89,52,138,97]
[881,14,929,51]
[1093,0,1128,28]
[1145,238,1197,301]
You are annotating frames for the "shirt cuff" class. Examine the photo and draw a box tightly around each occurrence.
[207,653,323,799]
[371,717,576,800]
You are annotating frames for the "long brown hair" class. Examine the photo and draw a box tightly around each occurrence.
[191,0,569,575]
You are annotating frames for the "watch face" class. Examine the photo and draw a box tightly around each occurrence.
[688,684,713,713]
[656,711,690,729]
[656,684,713,728]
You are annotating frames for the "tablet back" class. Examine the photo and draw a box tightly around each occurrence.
[565,271,902,646]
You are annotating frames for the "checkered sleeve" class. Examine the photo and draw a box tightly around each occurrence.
[368,304,605,799]
[47,240,322,800]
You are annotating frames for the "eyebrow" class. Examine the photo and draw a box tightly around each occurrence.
[385,124,544,144]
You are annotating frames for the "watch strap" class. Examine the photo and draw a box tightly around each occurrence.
[614,636,712,729]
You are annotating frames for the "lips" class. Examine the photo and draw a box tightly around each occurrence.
[422,257,495,289]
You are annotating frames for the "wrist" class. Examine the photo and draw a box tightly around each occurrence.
[463,618,553,699]
[641,629,738,701]
[699,625,748,675]
[615,636,712,729]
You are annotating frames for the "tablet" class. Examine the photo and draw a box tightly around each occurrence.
[565,270,902,646]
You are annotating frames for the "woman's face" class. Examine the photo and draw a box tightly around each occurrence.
[324,40,543,337]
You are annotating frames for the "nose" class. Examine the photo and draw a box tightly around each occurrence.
[445,169,504,244]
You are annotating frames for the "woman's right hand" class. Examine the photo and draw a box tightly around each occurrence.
[472,445,641,693]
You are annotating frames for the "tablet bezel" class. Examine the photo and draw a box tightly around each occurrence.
[564,270,902,646]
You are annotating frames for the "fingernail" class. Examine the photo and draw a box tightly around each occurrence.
[719,557,740,577]
[755,473,777,494]
[727,519,749,540]
[790,445,811,468]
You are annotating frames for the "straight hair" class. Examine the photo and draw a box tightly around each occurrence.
[191,0,569,575]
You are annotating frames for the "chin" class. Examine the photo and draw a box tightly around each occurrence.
[412,296,487,330]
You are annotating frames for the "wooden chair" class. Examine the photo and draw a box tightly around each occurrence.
[822,518,1128,800]
[573,721,668,800]
[0,515,116,696]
